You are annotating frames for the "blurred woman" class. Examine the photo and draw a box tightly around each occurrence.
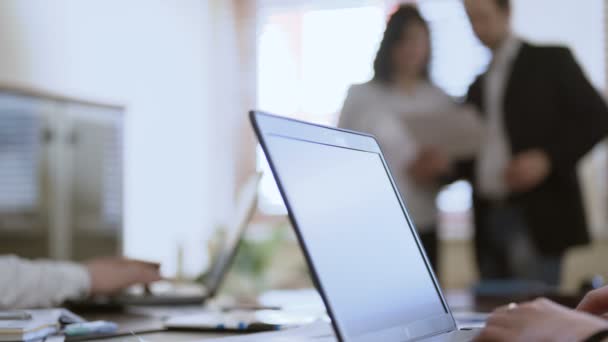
[339,5,466,272]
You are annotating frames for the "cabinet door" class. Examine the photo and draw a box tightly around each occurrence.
[67,104,123,261]
[0,93,51,258]
[0,92,124,261]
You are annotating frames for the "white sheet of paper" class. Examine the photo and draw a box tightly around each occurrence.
[198,321,336,342]
[403,107,484,160]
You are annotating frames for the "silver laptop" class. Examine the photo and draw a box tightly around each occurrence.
[251,111,480,341]
[67,173,261,308]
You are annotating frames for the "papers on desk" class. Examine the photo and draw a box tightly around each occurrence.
[0,309,84,341]
[44,336,65,342]
[403,107,484,160]
[199,320,336,341]
[0,309,63,341]
[165,309,319,332]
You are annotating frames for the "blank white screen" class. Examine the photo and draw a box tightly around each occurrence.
[266,135,446,339]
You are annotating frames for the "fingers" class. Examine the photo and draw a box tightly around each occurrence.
[485,310,522,330]
[409,146,450,184]
[504,160,535,192]
[125,259,161,269]
[128,262,162,284]
[577,287,608,315]
[493,302,519,313]
[474,326,513,342]
[504,162,521,189]
[504,161,527,190]
[505,149,551,192]
[478,299,551,339]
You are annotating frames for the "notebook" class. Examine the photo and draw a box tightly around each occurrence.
[0,309,84,341]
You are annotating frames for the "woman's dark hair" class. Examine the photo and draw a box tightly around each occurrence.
[372,5,431,84]
[495,0,511,12]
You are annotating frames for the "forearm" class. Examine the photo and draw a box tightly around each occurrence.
[0,255,90,309]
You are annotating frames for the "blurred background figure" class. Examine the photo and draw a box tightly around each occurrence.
[338,5,472,273]
[455,0,608,286]
[0,255,161,309]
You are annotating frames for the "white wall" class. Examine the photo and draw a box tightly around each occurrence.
[0,0,241,276]
[512,0,605,89]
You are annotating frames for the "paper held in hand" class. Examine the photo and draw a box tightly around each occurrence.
[403,107,484,160]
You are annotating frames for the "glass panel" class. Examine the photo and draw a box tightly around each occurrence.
[0,92,50,258]
[69,104,123,260]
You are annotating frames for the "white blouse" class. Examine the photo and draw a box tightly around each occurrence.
[338,80,461,230]
[0,255,90,309]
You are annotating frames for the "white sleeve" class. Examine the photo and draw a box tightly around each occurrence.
[338,85,365,130]
[339,84,416,169]
[0,255,91,309]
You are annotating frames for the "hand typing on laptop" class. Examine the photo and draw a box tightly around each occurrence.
[85,257,162,295]
[0,255,161,309]
[475,287,608,342]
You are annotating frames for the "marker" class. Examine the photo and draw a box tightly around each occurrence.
[64,321,118,336]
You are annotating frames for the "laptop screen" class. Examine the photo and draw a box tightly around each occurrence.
[263,129,453,341]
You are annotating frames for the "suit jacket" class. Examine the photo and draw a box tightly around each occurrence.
[459,42,608,256]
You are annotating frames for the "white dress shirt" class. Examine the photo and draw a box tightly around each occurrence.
[476,35,523,200]
[0,255,90,309]
[339,80,465,229]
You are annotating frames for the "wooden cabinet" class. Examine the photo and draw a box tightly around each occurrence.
[0,86,124,261]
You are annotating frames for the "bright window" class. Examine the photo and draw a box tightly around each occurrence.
[256,4,386,214]
[255,1,488,220]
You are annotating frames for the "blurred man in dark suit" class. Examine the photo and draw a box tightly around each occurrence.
[458,0,608,285]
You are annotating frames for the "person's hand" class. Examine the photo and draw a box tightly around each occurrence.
[474,298,608,342]
[505,149,551,193]
[85,257,162,295]
[408,147,450,185]
[578,286,608,317]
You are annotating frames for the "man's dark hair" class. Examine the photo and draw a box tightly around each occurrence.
[494,0,511,12]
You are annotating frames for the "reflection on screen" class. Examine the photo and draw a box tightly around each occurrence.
[267,135,446,339]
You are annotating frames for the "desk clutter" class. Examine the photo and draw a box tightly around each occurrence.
[0,309,117,342]
[164,308,319,332]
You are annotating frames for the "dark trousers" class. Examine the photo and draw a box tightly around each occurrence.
[477,204,561,286]
[419,228,439,276]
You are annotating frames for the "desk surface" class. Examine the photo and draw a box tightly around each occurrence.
[90,331,229,342]
[79,312,237,341]
[78,290,583,341]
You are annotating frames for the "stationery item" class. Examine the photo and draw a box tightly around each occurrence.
[166,311,281,332]
[0,309,85,342]
[199,320,336,341]
[64,321,118,336]
[0,310,60,341]
[165,309,317,332]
